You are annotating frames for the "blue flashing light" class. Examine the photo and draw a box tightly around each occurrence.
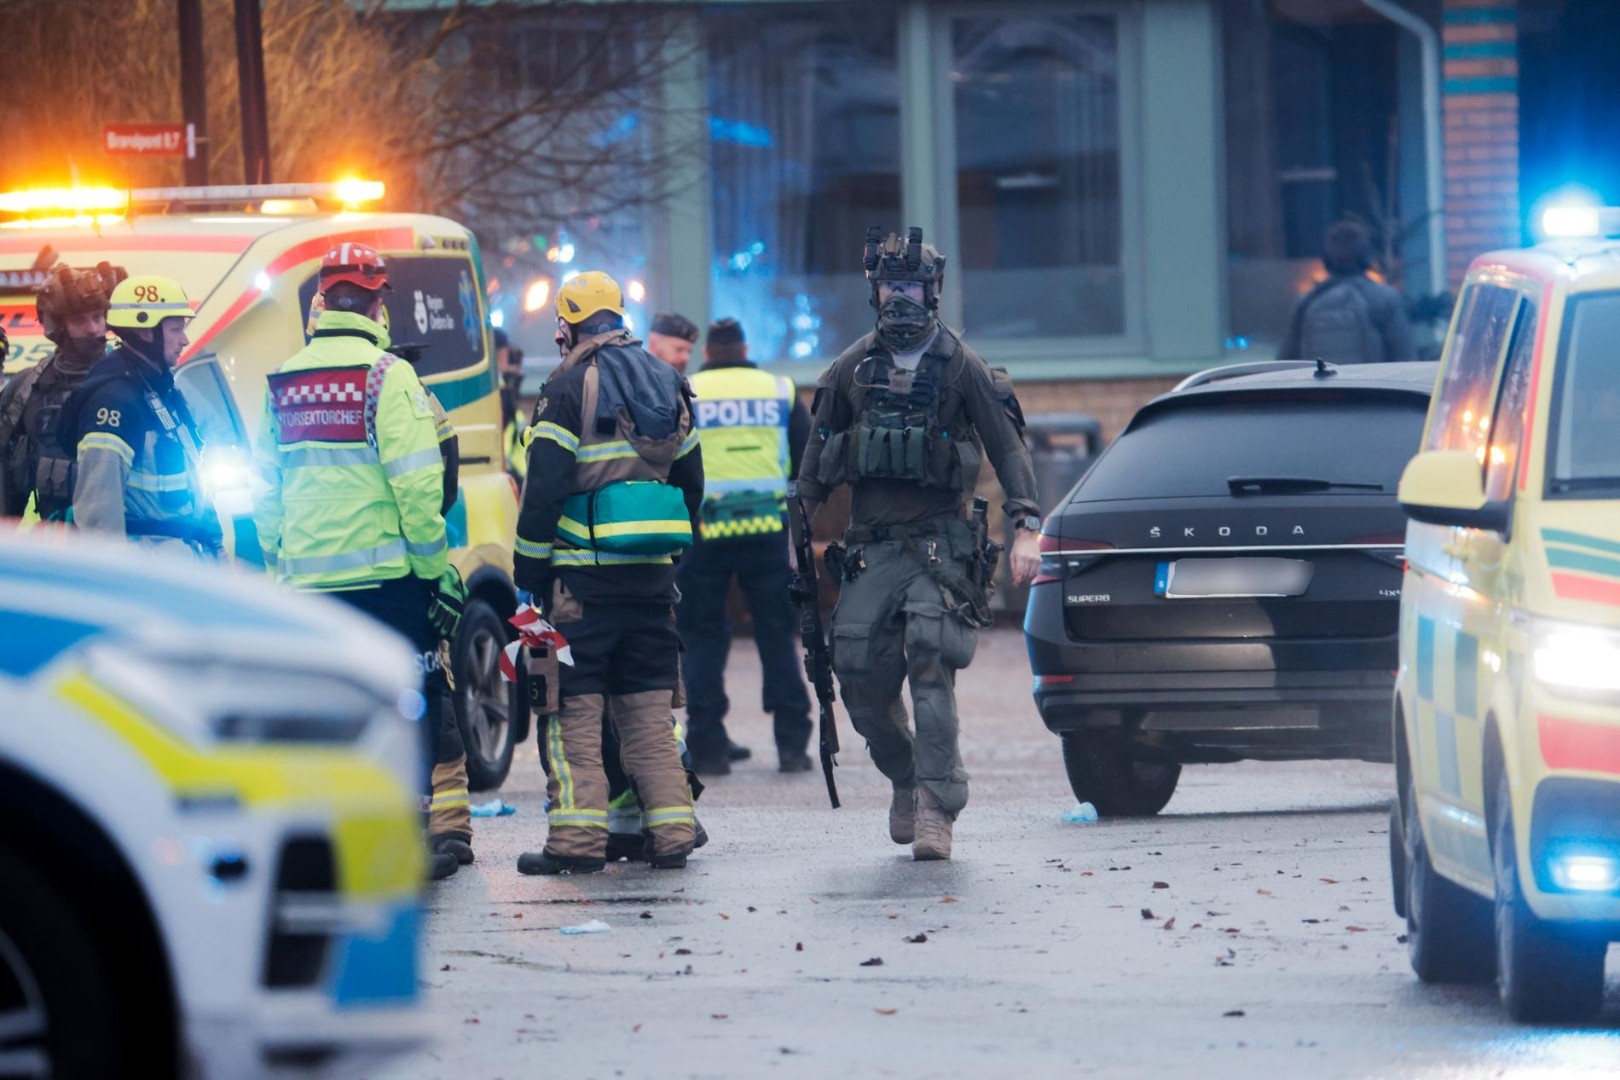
[1551,854,1620,892]
[709,116,774,148]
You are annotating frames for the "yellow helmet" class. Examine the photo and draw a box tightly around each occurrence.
[555,271,625,326]
[107,275,193,330]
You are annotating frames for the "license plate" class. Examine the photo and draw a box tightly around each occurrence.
[1154,557,1313,599]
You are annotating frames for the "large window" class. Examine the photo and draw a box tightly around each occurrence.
[951,15,1124,340]
[706,5,900,362]
[1549,293,1620,495]
[1425,284,1519,458]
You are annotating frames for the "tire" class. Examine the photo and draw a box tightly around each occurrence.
[1404,771,1495,983]
[0,848,122,1079]
[1059,734,1181,817]
[1390,798,1408,919]
[1492,770,1607,1023]
[452,599,521,791]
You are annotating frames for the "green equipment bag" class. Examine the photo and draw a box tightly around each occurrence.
[559,480,693,555]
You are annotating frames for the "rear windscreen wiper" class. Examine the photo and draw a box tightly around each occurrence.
[1227,476,1384,496]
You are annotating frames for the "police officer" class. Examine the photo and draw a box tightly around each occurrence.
[679,317,814,775]
[61,275,221,555]
[645,311,700,374]
[253,244,467,881]
[0,263,122,522]
[514,271,703,875]
[796,228,1042,861]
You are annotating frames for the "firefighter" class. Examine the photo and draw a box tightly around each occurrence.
[514,271,703,874]
[60,275,220,554]
[253,244,466,881]
[0,263,123,522]
[797,228,1042,860]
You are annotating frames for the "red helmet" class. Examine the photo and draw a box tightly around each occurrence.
[318,242,390,293]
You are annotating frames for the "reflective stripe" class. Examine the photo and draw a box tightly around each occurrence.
[278,539,407,576]
[552,549,673,567]
[701,515,784,539]
[643,806,696,827]
[405,535,447,558]
[531,421,579,454]
[110,300,190,314]
[547,811,610,829]
[126,470,192,493]
[547,715,574,809]
[283,446,379,469]
[435,418,455,440]
[677,428,701,458]
[431,788,470,808]
[78,431,134,467]
[576,440,638,463]
[515,536,553,559]
[383,447,443,478]
[557,514,690,540]
[607,805,642,833]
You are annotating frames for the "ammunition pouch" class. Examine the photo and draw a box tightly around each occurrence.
[31,449,74,521]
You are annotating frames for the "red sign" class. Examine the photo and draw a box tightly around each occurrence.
[104,124,194,158]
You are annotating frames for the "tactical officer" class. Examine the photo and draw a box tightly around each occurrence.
[645,311,700,374]
[679,317,814,775]
[514,271,703,875]
[61,275,221,554]
[253,244,467,881]
[797,228,1042,861]
[0,263,122,522]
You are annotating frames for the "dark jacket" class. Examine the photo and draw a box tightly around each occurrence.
[1279,274,1415,365]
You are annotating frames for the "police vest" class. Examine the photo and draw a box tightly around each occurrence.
[688,365,794,539]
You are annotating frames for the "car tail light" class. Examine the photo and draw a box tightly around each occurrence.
[1034,674,1076,687]
[1032,533,1114,586]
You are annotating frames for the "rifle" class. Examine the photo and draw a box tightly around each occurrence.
[787,487,840,808]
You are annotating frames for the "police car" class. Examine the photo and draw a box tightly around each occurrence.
[1391,205,1620,1021]
[0,533,426,1077]
[0,182,526,790]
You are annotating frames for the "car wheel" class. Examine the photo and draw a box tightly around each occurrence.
[1492,769,1606,1023]
[452,599,520,791]
[1059,734,1181,817]
[1404,771,1495,983]
[1389,798,1408,919]
[0,848,121,1080]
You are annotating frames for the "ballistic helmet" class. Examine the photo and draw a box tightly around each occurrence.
[36,263,124,342]
[863,226,945,309]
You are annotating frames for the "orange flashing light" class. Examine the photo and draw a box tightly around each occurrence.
[0,187,129,215]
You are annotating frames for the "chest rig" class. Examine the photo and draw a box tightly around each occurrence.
[848,343,972,489]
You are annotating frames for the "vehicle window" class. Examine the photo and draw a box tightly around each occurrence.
[1485,303,1535,503]
[1549,291,1620,495]
[1077,394,1429,502]
[173,359,247,450]
[381,256,487,378]
[1426,283,1518,456]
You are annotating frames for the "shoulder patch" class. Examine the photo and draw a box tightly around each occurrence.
[267,368,368,444]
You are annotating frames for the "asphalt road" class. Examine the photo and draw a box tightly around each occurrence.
[378,628,1620,1080]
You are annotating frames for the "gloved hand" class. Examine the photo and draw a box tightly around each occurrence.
[427,566,467,640]
[516,588,535,608]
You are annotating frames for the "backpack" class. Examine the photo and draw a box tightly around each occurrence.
[1292,277,1384,365]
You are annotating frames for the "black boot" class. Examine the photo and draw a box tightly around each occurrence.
[726,739,753,762]
[516,850,606,876]
[431,833,475,865]
[428,847,459,881]
[606,833,648,863]
[649,851,688,869]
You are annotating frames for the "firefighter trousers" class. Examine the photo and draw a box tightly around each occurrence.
[542,596,695,860]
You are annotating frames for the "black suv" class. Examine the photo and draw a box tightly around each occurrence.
[1026,360,1435,815]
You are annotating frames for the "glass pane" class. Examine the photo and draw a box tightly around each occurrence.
[1551,293,1620,492]
[706,5,900,362]
[1425,285,1517,456]
[952,15,1123,340]
[1485,307,1536,503]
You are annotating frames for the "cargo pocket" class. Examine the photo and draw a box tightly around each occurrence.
[817,431,850,486]
[829,621,876,678]
[904,601,978,674]
[550,579,584,624]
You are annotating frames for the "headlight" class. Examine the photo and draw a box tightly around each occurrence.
[1531,620,1620,693]
[86,646,386,746]
[200,446,253,516]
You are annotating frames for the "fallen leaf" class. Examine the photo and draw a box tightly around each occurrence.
[1302,918,1322,924]
[465,1017,481,1025]
[1396,934,1409,944]
[860,957,885,967]
[1152,881,1170,890]
[439,964,453,971]
[683,965,694,975]
[1140,908,1156,920]
[875,1008,898,1016]
[719,913,730,921]
[1256,888,1272,896]
[1224,1009,1246,1018]
[512,914,523,919]
[633,1024,642,1033]
[1080,871,1094,877]
[905,932,928,944]
[711,1014,728,1020]
[675,948,692,956]
[1320,878,1339,885]
[1345,926,1368,933]
[939,896,958,904]
[1191,922,1203,929]
[795,942,804,952]
[887,914,899,920]
[1162,917,1176,930]
[640,912,653,920]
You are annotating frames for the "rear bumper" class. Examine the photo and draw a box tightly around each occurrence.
[1025,582,1394,761]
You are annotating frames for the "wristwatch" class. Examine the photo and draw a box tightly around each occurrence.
[1014,514,1041,533]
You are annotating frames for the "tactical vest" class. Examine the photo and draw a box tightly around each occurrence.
[816,333,982,494]
[0,354,90,521]
[688,364,794,539]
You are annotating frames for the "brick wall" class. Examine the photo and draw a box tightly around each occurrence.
[1443,0,1521,285]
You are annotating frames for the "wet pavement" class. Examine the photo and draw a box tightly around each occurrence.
[379,629,1620,1079]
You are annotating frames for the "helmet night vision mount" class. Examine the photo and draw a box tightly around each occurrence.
[863,226,945,310]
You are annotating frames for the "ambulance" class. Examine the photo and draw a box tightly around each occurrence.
[1391,205,1620,1021]
[0,532,426,1078]
[0,183,526,789]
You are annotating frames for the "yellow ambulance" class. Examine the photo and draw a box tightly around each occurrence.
[0,183,525,788]
[1391,206,1620,1022]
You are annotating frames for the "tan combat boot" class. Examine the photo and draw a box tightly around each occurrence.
[889,786,916,845]
[912,787,952,861]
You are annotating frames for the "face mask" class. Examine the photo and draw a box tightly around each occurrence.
[63,333,107,366]
[876,293,934,353]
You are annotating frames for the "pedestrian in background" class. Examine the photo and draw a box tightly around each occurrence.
[1279,220,1415,366]
[678,317,815,776]
[645,312,699,374]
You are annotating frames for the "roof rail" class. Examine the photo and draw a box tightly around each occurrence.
[126,181,384,211]
[1173,359,1334,393]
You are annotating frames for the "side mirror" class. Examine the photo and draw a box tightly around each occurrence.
[1398,450,1509,532]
